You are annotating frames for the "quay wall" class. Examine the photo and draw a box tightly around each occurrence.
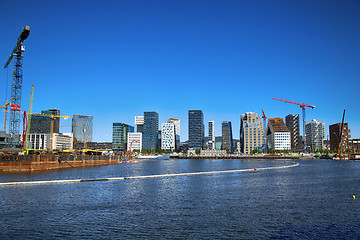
[0,155,131,173]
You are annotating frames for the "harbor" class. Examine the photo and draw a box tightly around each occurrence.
[0,158,359,239]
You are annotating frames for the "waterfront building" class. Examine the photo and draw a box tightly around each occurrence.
[329,123,351,151]
[305,119,325,151]
[285,114,303,152]
[200,149,227,156]
[161,123,175,150]
[30,109,60,134]
[215,141,222,150]
[72,114,93,143]
[127,132,142,152]
[135,116,144,133]
[240,112,265,154]
[188,110,204,149]
[208,121,215,150]
[267,118,291,150]
[168,118,180,150]
[222,121,234,153]
[112,123,134,151]
[28,133,73,150]
[143,111,159,150]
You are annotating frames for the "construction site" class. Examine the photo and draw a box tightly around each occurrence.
[0,26,136,172]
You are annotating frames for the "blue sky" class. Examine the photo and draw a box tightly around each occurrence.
[1,0,360,142]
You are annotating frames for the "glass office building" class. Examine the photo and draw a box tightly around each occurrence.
[142,111,159,150]
[72,114,93,143]
[188,110,204,149]
[112,123,134,151]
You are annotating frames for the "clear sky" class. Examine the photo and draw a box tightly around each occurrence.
[1,0,360,142]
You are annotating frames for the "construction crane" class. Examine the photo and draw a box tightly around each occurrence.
[337,109,346,160]
[128,139,139,154]
[31,113,70,152]
[24,85,34,150]
[0,100,11,131]
[273,97,315,153]
[3,26,30,148]
[261,109,267,154]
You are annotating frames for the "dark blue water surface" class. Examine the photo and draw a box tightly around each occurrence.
[0,159,359,239]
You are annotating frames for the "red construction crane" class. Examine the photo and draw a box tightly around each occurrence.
[261,109,267,153]
[272,97,315,153]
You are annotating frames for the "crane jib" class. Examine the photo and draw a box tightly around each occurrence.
[3,26,30,69]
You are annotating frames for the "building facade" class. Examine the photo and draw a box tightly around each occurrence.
[161,123,175,150]
[240,112,265,154]
[329,123,351,151]
[168,118,180,150]
[305,119,325,151]
[135,116,144,133]
[112,123,134,151]
[188,110,204,149]
[127,132,142,152]
[267,118,291,150]
[72,114,93,143]
[285,114,303,152]
[208,121,215,150]
[28,133,73,150]
[30,109,61,134]
[142,111,159,150]
[222,121,234,153]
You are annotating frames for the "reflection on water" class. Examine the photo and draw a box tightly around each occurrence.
[0,159,359,239]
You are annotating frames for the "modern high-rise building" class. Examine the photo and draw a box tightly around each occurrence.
[112,123,134,151]
[329,123,350,151]
[222,121,234,153]
[305,119,325,151]
[285,114,303,152]
[72,114,93,143]
[267,118,291,150]
[208,121,215,150]
[161,123,175,150]
[143,111,159,150]
[30,109,60,134]
[240,112,265,154]
[188,110,204,149]
[127,132,142,152]
[168,118,180,150]
[135,116,144,133]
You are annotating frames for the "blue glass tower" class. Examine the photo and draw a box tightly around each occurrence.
[188,110,204,149]
[142,111,159,150]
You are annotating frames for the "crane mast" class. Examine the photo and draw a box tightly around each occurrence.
[261,109,267,154]
[3,26,30,148]
[272,97,315,153]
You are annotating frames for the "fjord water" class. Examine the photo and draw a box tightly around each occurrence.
[0,159,359,239]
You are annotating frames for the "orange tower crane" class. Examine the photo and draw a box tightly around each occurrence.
[272,97,315,153]
[0,100,11,131]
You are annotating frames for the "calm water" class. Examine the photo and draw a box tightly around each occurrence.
[0,159,359,239]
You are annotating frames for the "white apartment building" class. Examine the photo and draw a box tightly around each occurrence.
[305,119,325,151]
[127,132,142,152]
[208,120,215,150]
[28,133,73,150]
[161,122,175,150]
[267,118,291,150]
[168,118,180,149]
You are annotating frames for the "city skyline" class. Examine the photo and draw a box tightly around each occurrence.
[1,1,360,142]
